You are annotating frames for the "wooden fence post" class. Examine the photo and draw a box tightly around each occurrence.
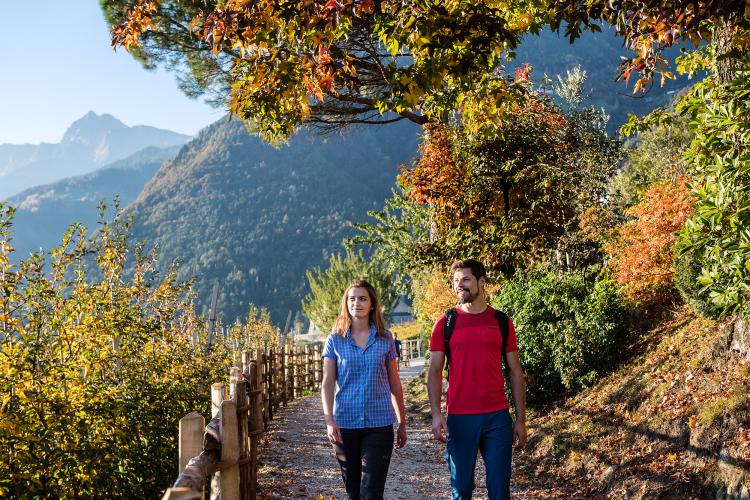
[315,345,323,390]
[304,345,311,392]
[178,412,205,474]
[255,349,267,429]
[268,349,275,421]
[219,399,240,500]
[281,344,288,407]
[162,487,201,500]
[210,383,225,498]
[250,353,263,491]
[291,346,298,399]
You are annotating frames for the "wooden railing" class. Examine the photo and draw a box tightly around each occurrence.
[399,338,422,367]
[162,344,323,500]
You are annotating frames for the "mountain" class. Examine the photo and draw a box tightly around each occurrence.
[7,146,180,258]
[510,27,690,130]
[127,119,420,324]
[0,112,191,199]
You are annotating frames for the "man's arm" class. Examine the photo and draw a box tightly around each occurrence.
[505,350,527,449]
[427,350,448,443]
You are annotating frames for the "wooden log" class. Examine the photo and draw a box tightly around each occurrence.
[178,412,205,474]
[162,487,201,500]
[219,400,240,500]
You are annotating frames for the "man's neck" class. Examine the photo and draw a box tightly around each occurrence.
[458,298,488,314]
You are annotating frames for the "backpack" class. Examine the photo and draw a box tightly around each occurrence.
[443,307,510,380]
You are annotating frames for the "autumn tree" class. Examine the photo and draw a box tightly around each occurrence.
[105,0,552,141]
[551,0,748,90]
[606,177,694,306]
[302,248,398,333]
[359,68,620,276]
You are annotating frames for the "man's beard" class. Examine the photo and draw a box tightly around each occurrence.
[456,288,479,304]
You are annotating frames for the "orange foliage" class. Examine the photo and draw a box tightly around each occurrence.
[607,177,694,304]
[399,124,464,208]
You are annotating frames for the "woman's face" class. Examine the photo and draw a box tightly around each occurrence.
[347,287,372,321]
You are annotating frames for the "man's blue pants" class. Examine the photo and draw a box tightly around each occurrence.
[446,409,512,500]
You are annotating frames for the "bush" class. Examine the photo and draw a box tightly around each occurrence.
[674,249,722,319]
[491,271,626,400]
[606,177,693,306]
[0,203,277,497]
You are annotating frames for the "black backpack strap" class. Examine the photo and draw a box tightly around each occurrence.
[494,310,509,369]
[443,308,457,379]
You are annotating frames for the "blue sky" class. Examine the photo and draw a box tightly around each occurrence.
[0,1,222,145]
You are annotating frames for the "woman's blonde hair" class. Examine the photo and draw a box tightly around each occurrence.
[333,280,387,338]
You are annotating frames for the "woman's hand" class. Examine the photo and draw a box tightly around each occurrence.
[326,420,343,444]
[395,422,407,449]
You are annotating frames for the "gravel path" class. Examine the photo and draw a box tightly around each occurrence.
[256,359,537,499]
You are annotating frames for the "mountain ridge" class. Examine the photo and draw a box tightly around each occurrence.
[0,111,191,199]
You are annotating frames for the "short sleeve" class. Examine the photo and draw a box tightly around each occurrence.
[322,334,337,360]
[385,333,398,363]
[504,317,519,353]
[429,315,447,352]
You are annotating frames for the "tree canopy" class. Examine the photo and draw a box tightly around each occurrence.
[106,0,748,141]
[106,0,550,141]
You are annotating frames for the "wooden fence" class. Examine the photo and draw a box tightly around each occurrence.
[162,343,323,500]
[399,338,422,367]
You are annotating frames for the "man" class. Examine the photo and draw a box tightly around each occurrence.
[427,259,527,500]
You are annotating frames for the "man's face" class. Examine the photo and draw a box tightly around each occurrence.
[452,268,482,304]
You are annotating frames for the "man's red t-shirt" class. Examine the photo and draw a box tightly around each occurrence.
[429,306,518,415]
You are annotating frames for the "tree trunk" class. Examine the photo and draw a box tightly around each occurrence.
[713,11,744,85]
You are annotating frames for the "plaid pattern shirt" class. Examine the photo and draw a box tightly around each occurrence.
[322,324,398,429]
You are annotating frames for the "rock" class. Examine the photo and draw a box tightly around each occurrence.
[730,317,750,362]
[599,466,615,489]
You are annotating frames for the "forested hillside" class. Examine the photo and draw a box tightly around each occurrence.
[7,146,179,257]
[127,119,419,323]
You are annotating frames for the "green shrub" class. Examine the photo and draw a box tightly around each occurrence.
[674,249,722,319]
[491,271,626,400]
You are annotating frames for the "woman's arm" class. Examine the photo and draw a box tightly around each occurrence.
[321,357,342,444]
[386,358,407,448]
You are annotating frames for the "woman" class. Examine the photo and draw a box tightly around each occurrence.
[321,280,407,500]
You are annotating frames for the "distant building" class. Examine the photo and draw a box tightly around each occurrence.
[389,295,413,325]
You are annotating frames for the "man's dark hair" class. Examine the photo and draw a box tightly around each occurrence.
[449,259,487,280]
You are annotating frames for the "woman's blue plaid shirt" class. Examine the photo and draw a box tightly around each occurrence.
[322,324,398,429]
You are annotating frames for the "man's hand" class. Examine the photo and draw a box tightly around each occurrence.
[326,421,342,444]
[431,414,449,443]
[513,420,527,450]
[395,422,407,449]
